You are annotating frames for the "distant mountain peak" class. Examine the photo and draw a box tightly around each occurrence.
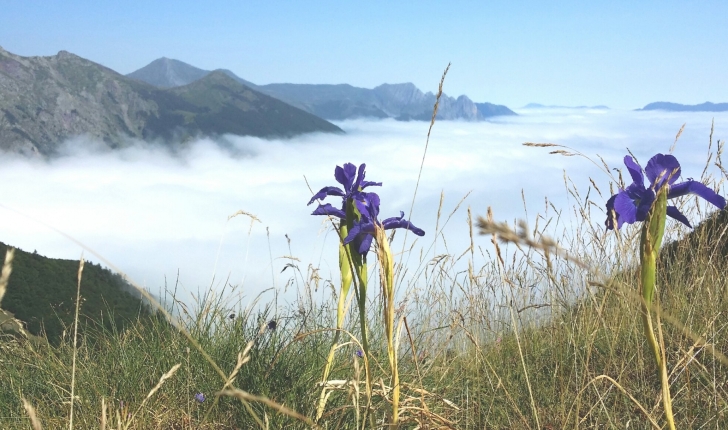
[57,50,78,59]
[127,57,258,90]
[127,57,210,88]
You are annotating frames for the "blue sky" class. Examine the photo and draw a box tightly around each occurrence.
[1,1,727,109]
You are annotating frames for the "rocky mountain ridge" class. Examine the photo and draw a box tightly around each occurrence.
[127,58,517,121]
[0,47,341,157]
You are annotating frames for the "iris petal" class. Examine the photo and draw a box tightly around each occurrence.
[352,163,367,192]
[335,163,357,192]
[311,203,345,219]
[668,180,727,209]
[308,186,345,205]
[358,235,374,255]
[382,216,425,236]
[360,180,382,189]
[614,191,638,225]
[666,206,692,228]
[354,192,380,221]
[634,188,655,222]
[645,153,681,190]
[624,155,645,186]
[343,224,362,245]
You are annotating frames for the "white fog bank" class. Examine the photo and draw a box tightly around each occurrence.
[1,109,727,309]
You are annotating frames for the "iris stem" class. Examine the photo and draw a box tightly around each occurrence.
[639,189,675,430]
[316,222,353,421]
[375,226,399,426]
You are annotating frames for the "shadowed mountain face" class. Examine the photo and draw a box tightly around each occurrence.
[637,101,728,112]
[153,71,343,139]
[127,58,517,121]
[0,47,342,157]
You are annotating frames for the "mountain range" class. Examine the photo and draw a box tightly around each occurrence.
[126,58,517,121]
[0,47,342,156]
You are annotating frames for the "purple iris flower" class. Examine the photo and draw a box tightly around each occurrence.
[344,192,425,255]
[308,163,382,218]
[605,153,726,229]
[195,392,205,403]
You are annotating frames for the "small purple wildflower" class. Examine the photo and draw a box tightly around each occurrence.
[267,320,277,331]
[308,162,381,219]
[606,154,726,229]
[195,392,205,403]
[308,163,424,256]
[343,192,425,255]
[355,349,364,358]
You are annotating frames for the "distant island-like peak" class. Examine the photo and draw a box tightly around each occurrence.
[637,101,728,112]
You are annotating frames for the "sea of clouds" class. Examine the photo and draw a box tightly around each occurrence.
[1,109,727,310]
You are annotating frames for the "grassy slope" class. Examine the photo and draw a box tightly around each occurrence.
[1,165,728,428]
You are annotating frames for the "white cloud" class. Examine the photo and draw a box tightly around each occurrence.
[1,110,727,309]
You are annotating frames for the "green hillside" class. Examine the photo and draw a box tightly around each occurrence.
[0,242,151,345]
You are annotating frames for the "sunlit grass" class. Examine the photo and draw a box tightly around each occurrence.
[2,172,728,428]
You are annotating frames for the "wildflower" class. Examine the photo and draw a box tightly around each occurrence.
[355,349,364,358]
[344,192,425,255]
[195,392,205,403]
[308,162,381,218]
[605,154,726,229]
[267,320,277,331]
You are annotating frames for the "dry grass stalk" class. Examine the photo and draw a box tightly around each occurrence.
[523,142,560,148]
[477,215,588,270]
[68,256,85,430]
[101,397,107,430]
[124,363,181,429]
[0,247,14,306]
[401,62,450,258]
[669,122,686,154]
[22,397,43,430]
[572,376,660,429]
[218,389,318,427]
